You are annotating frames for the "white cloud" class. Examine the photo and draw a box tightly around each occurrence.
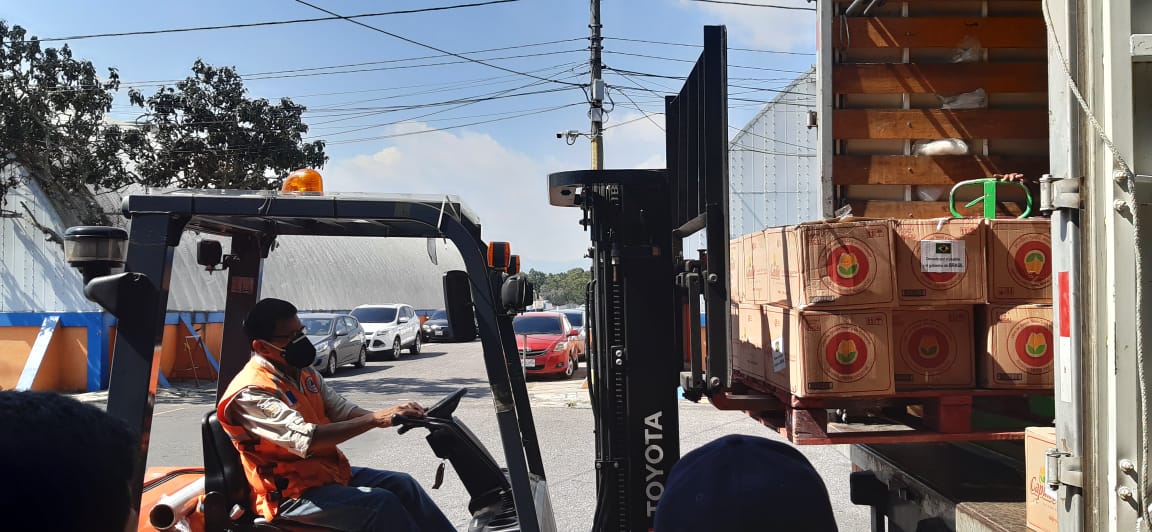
[603,111,666,169]
[323,123,590,272]
[685,0,816,52]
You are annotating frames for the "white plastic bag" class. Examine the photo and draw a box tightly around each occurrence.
[940,88,987,110]
[951,36,983,63]
[912,139,970,156]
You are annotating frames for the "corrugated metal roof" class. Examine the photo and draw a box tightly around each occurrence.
[0,172,100,313]
[4,173,471,314]
[167,234,465,312]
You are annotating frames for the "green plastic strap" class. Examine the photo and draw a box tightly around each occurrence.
[948,178,1033,219]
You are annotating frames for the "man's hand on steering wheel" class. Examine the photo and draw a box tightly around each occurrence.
[373,402,427,428]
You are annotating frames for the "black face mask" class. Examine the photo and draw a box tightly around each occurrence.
[270,334,317,369]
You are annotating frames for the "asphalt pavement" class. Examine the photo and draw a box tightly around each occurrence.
[78,340,869,531]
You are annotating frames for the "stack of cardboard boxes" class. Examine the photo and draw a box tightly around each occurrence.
[729,218,1054,399]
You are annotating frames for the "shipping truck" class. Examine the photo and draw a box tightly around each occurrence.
[719,0,1148,531]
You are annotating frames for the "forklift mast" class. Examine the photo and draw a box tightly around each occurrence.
[548,26,730,532]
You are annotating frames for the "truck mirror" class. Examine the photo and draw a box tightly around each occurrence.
[443,270,478,341]
[84,272,158,319]
[501,274,534,313]
[197,240,223,269]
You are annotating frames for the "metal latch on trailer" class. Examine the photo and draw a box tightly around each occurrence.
[1039,174,1082,212]
[1046,449,1083,490]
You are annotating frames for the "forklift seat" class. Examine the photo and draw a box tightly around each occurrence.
[203,411,257,528]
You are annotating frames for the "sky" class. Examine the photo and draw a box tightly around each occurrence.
[6,0,817,272]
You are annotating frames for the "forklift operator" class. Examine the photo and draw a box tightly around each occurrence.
[217,298,454,531]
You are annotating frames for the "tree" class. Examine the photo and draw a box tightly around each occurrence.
[127,60,327,190]
[526,267,589,307]
[0,21,145,224]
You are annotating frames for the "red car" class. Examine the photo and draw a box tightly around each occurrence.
[513,312,581,379]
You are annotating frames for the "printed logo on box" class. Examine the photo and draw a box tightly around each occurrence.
[820,325,875,383]
[822,238,875,295]
[899,320,957,375]
[1008,236,1052,289]
[1008,317,1054,374]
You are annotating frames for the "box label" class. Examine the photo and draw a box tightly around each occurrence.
[920,240,966,273]
[771,337,787,373]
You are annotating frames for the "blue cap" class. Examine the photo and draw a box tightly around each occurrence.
[654,434,838,532]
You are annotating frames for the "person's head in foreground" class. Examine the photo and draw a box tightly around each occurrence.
[654,433,838,532]
[0,390,139,532]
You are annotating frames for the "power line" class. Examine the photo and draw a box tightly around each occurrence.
[687,0,815,10]
[604,66,814,96]
[292,0,586,88]
[225,38,587,79]
[307,85,583,137]
[604,36,814,56]
[322,102,585,145]
[604,50,807,73]
[12,0,523,43]
[606,72,665,132]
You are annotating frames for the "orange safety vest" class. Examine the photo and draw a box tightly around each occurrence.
[217,357,352,520]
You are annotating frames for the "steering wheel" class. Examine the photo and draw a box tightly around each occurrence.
[393,388,468,434]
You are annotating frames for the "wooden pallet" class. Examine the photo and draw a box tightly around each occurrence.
[717,374,1051,445]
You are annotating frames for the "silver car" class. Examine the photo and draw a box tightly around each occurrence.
[558,309,587,361]
[351,304,422,360]
[300,313,367,376]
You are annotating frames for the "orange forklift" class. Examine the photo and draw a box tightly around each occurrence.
[62,175,554,531]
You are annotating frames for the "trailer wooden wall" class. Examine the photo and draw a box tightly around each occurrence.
[820,0,1049,218]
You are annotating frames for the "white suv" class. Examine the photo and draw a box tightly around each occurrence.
[350,304,422,360]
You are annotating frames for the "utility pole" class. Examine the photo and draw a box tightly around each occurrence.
[589,0,605,170]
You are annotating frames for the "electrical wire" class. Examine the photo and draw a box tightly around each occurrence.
[604,36,815,56]
[10,0,523,43]
[604,50,806,74]
[309,84,584,138]
[321,102,584,145]
[604,66,814,96]
[292,0,586,88]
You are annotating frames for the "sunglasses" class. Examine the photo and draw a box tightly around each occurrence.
[267,326,306,342]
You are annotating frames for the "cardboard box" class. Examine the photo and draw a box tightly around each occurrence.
[742,234,756,305]
[892,307,975,389]
[764,226,793,307]
[732,304,768,384]
[785,220,897,309]
[894,219,987,304]
[1025,426,1058,532]
[988,219,1052,304]
[750,230,770,303]
[980,305,1054,389]
[730,237,743,304]
[764,305,894,397]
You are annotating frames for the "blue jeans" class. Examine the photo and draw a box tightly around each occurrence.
[275,467,455,531]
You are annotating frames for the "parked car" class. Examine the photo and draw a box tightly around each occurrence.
[558,308,587,361]
[299,313,366,376]
[512,311,580,379]
[350,304,422,360]
[422,309,453,342]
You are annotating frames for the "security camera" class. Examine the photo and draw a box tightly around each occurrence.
[556,131,564,139]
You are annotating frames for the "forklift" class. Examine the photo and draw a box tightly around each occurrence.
[63,24,735,532]
[62,180,555,531]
